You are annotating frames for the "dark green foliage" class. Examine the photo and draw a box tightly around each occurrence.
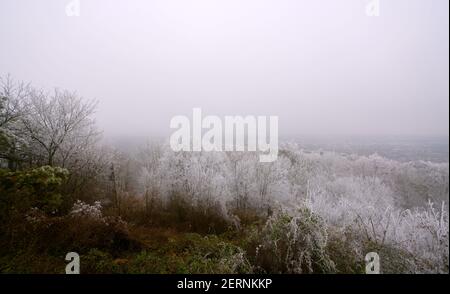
[0,166,69,216]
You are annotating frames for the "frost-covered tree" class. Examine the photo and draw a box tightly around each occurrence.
[0,75,31,169]
[20,88,99,167]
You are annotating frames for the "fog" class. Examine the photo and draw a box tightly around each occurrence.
[0,0,448,138]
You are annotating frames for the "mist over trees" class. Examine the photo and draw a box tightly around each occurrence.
[0,76,448,274]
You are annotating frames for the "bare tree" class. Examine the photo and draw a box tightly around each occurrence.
[137,142,164,215]
[0,75,31,169]
[0,75,30,128]
[20,88,99,166]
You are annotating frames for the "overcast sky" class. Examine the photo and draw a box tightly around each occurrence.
[0,0,448,138]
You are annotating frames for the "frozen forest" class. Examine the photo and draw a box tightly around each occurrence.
[0,0,448,284]
[1,76,448,274]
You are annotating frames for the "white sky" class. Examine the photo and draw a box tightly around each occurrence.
[0,0,448,138]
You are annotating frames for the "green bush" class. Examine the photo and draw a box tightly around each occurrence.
[0,166,69,216]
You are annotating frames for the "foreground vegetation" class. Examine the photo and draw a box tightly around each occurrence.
[1,76,448,274]
[0,173,447,274]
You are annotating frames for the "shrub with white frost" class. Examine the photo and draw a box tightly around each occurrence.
[70,200,103,219]
[253,208,336,274]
